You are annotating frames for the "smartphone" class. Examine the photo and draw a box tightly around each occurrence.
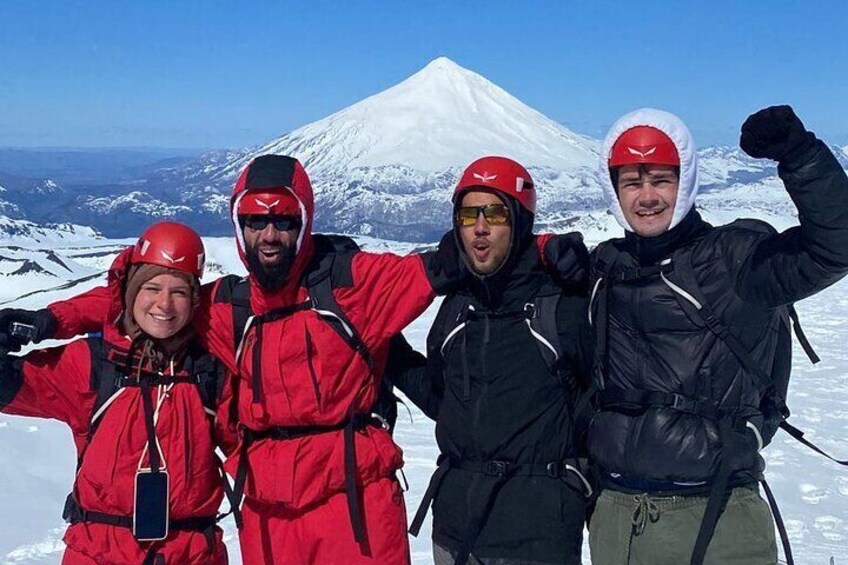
[133,469,170,541]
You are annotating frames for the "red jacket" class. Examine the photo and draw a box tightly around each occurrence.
[48,157,438,512]
[2,248,231,564]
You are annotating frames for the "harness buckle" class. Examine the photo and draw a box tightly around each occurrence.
[546,462,562,478]
[671,393,696,413]
[523,303,537,319]
[484,460,510,477]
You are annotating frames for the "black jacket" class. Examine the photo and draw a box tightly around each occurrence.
[588,140,848,485]
[390,226,593,562]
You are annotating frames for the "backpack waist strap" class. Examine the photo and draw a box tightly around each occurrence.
[62,494,216,532]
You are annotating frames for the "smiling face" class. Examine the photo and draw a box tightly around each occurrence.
[132,273,194,339]
[616,164,680,237]
[242,216,300,290]
[457,190,512,275]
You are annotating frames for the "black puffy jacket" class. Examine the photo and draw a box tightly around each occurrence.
[588,140,848,485]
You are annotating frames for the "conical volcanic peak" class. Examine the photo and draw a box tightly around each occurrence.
[221,57,600,178]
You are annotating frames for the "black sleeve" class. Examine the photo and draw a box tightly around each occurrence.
[556,292,594,456]
[736,140,848,307]
[384,333,443,421]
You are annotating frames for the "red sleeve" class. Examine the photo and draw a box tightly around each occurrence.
[535,233,554,268]
[48,286,111,339]
[344,252,436,343]
[1,340,96,435]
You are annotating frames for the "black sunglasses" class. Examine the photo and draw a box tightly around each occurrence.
[241,215,302,232]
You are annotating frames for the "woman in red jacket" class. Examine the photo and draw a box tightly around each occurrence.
[0,222,232,565]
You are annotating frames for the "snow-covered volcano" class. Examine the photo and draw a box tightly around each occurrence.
[216,57,600,177]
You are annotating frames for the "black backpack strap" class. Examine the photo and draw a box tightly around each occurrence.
[760,477,795,565]
[787,304,820,364]
[86,338,126,442]
[663,251,774,391]
[181,344,225,414]
[213,275,252,362]
[408,456,451,536]
[524,292,562,374]
[778,420,848,465]
[304,240,375,372]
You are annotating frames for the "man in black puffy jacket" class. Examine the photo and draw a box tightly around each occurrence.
[568,106,848,565]
[391,156,594,565]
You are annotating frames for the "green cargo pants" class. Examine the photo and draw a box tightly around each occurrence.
[588,485,778,565]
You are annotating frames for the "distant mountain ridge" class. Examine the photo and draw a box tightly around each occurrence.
[1,59,846,241]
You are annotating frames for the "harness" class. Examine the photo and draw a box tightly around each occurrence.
[589,237,847,565]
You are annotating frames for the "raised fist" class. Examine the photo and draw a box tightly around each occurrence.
[740,105,815,163]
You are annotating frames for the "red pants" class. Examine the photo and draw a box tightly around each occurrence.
[239,477,410,565]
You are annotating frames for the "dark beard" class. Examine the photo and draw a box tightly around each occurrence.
[245,245,297,291]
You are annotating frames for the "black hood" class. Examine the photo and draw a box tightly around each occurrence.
[453,189,537,309]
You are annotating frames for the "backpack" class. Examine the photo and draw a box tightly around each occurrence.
[590,221,847,565]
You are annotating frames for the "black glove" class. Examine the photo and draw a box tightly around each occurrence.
[422,230,470,295]
[0,333,12,356]
[740,105,817,163]
[0,308,57,348]
[542,233,590,293]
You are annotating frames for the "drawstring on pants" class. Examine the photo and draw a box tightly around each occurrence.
[631,493,661,535]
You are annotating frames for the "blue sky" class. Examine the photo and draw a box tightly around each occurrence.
[2,0,846,148]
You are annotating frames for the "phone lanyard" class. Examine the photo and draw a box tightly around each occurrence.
[137,359,175,473]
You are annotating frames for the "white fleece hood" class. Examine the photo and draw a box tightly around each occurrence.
[600,108,700,232]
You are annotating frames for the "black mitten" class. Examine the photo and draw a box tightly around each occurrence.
[0,308,58,347]
[421,230,470,295]
[740,105,816,163]
[542,233,590,293]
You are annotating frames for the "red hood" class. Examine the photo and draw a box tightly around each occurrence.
[230,155,316,314]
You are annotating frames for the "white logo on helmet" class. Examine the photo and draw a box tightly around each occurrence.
[255,197,281,211]
[160,251,185,264]
[139,239,151,256]
[472,172,497,183]
[627,146,657,159]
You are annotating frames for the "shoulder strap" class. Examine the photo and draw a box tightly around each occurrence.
[219,275,252,355]
[664,249,775,391]
[182,345,225,413]
[304,236,375,371]
[525,292,563,374]
[87,338,123,442]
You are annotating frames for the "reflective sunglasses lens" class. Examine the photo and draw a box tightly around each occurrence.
[456,207,479,226]
[483,205,510,224]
